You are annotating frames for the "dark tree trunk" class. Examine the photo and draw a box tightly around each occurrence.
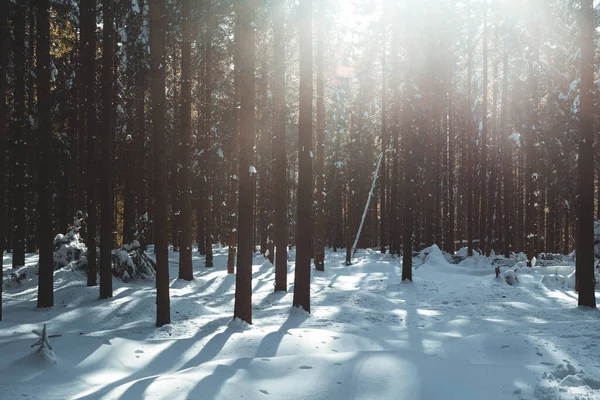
[479,2,488,255]
[526,13,539,263]
[233,0,256,324]
[82,0,97,287]
[204,6,214,268]
[227,3,241,274]
[314,0,325,270]
[294,0,313,312]
[99,0,114,300]
[0,0,7,320]
[380,37,387,255]
[150,0,171,326]
[178,0,193,280]
[37,0,54,308]
[446,86,455,253]
[12,2,26,267]
[135,0,147,231]
[576,0,596,308]
[466,0,473,256]
[501,25,511,258]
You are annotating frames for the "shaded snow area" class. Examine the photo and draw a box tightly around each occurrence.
[1,245,599,400]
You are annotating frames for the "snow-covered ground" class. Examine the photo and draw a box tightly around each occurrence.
[1,245,599,400]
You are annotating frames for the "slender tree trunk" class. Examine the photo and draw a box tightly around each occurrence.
[294,0,313,312]
[380,37,387,255]
[314,0,326,270]
[576,0,596,308]
[0,0,7,320]
[233,0,256,324]
[466,0,474,256]
[37,0,53,308]
[82,0,97,287]
[447,86,455,253]
[227,4,241,274]
[204,6,214,268]
[501,23,511,258]
[526,12,539,263]
[271,15,289,276]
[151,0,171,326]
[12,2,26,267]
[479,1,488,255]
[99,0,114,300]
[178,0,194,280]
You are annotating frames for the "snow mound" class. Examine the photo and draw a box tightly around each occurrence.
[533,363,600,400]
[422,244,450,268]
[498,269,518,285]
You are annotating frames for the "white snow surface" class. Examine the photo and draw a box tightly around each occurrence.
[1,245,599,400]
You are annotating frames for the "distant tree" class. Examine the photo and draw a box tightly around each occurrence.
[151,0,171,326]
[234,0,257,324]
[37,0,54,308]
[576,0,595,308]
[272,0,288,291]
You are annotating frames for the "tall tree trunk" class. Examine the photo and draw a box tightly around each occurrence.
[204,5,214,268]
[12,2,26,267]
[178,0,194,280]
[479,1,488,255]
[445,84,455,253]
[258,59,269,257]
[576,0,596,308]
[0,0,7,320]
[526,11,539,263]
[380,36,387,255]
[293,0,313,312]
[233,0,256,324]
[466,0,474,256]
[37,0,53,308]
[82,0,97,287]
[314,0,325,270]
[501,22,511,258]
[227,3,241,274]
[135,0,147,239]
[151,0,171,326]
[99,0,114,300]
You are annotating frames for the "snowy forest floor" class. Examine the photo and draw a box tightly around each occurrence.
[1,246,600,400]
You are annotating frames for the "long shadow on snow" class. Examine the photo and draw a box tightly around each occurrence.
[74,316,233,400]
